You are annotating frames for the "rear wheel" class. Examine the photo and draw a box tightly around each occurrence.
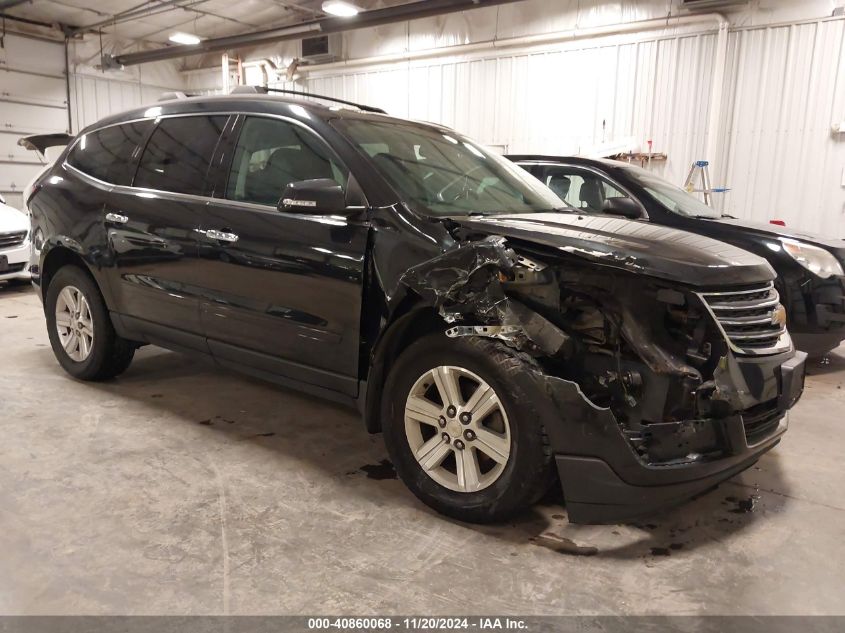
[45,265,135,381]
[382,333,553,523]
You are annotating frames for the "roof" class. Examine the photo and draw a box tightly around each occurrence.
[78,92,456,137]
[505,154,631,169]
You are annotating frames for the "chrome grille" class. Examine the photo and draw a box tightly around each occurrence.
[698,282,791,355]
[0,230,27,249]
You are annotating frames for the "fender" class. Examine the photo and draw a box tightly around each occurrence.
[37,238,118,311]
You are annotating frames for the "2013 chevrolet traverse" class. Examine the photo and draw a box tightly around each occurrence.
[26,91,806,523]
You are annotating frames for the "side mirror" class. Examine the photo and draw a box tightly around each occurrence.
[602,197,642,219]
[279,178,346,214]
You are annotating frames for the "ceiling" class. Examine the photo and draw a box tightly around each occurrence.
[2,0,398,45]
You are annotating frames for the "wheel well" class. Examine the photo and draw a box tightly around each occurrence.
[40,247,92,301]
[363,304,446,434]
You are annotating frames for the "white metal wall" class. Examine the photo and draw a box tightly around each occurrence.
[70,73,185,132]
[717,19,845,234]
[0,34,68,210]
[299,13,845,237]
[0,33,186,210]
[306,31,718,187]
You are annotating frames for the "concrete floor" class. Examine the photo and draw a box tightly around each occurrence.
[1,283,844,616]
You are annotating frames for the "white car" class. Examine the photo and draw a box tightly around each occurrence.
[0,192,31,284]
[1,133,73,286]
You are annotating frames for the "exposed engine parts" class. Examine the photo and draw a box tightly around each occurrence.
[399,233,793,467]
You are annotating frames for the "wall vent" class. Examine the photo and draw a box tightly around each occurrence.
[300,34,341,63]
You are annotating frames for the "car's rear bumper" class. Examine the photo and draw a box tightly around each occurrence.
[534,350,806,524]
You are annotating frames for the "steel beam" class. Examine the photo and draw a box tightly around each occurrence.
[112,0,525,67]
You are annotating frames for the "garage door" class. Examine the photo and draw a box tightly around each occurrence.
[0,33,69,210]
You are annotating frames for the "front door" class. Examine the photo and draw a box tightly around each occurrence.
[197,115,369,396]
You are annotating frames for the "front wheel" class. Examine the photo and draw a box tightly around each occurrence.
[45,265,135,381]
[382,333,554,523]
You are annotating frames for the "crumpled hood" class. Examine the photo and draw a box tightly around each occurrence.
[0,203,28,234]
[451,212,775,287]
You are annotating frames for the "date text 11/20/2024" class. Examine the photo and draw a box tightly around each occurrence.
[307,617,528,630]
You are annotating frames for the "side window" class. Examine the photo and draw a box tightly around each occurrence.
[540,166,632,213]
[601,180,628,201]
[226,116,347,206]
[67,121,151,185]
[537,165,573,203]
[135,116,228,195]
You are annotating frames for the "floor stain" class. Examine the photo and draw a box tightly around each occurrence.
[198,419,213,426]
[359,459,397,480]
[532,533,598,556]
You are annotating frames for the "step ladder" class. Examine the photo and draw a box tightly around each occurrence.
[683,160,729,206]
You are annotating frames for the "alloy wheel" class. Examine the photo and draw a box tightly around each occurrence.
[55,285,94,362]
[404,365,511,493]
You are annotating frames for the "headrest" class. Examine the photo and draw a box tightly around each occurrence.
[548,175,571,199]
[579,177,603,210]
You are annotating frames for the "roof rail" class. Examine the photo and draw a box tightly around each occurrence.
[158,91,189,101]
[229,85,386,114]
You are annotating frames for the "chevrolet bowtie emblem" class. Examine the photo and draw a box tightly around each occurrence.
[771,304,787,327]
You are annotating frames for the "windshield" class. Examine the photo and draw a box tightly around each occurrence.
[335,118,565,217]
[620,164,720,219]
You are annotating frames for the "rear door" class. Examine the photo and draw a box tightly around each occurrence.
[197,114,369,397]
[103,114,228,351]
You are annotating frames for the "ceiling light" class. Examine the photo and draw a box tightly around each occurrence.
[322,0,360,17]
[169,32,202,45]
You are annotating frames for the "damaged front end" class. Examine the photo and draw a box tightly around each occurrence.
[398,234,807,523]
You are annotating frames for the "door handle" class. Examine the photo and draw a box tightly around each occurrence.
[105,212,129,224]
[205,229,239,243]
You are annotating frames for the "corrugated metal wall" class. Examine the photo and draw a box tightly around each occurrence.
[0,34,67,210]
[305,31,716,185]
[0,33,183,210]
[303,17,845,237]
[70,73,184,132]
[717,19,845,234]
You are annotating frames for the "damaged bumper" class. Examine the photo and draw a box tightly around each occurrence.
[394,230,808,523]
[536,350,806,524]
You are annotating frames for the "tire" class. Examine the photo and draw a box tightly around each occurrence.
[382,332,553,523]
[45,265,135,381]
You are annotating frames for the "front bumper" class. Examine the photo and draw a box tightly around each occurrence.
[535,350,806,523]
[0,241,31,281]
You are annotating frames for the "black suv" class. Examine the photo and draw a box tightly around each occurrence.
[510,155,845,356]
[27,93,806,523]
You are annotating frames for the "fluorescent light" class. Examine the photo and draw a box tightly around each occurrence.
[169,32,201,45]
[322,0,360,17]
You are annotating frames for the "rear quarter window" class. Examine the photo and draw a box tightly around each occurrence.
[67,121,151,185]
